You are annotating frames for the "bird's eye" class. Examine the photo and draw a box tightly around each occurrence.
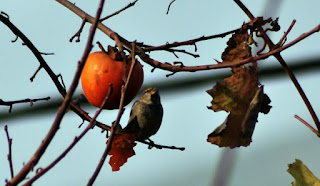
[144,88,152,94]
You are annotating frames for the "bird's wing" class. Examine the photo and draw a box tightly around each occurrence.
[122,115,140,133]
[122,101,140,134]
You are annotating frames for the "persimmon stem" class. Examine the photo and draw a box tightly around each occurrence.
[97,41,107,53]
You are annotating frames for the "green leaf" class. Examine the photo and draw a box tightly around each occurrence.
[288,159,320,186]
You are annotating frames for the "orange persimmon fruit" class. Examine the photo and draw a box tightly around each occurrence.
[81,49,144,110]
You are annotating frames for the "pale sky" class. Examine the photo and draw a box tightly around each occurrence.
[1,0,320,185]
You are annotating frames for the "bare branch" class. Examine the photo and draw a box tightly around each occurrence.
[234,0,320,134]
[87,141,111,186]
[30,65,42,82]
[24,84,113,185]
[277,19,296,48]
[0,13,67,96]
[11,35,18,43]
[0,9,111,134]
[294,115,320,137]
[1,11,9,19]
[4,125,14,179]
[57,74,66,90]
[0,97,50,113]
[138,140,185,151]
[70,18,86,42]
[143,28,239,52]
[88,41,138,185]
[138,24,320,72]
[166,0,176,14]
[100,0,139,21]
[55,2,320,76]
[5,0,106,183]
[40,52,54,55]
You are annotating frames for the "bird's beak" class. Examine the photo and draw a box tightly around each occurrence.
[150,89,158,95]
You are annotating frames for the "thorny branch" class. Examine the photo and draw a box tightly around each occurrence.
[0,97,50,113]
[5,0,106,184]
[4,125,14,179]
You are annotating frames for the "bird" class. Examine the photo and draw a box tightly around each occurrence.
[122,87,163,140]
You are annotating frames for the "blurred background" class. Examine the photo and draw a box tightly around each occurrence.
[1,0,320,185]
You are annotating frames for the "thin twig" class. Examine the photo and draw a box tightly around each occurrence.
[70,102,111,131]
[56,0,295,74]
[0,97,50,113]
[294,115,320,137]
[138,140,185,151]
[30,65,42,82]
[0,13,67,96]
[56,0,133,50]
[70,18,87,42]
[87,41,138,185]
[51,1,320,74]
[11,35,18,43]
[24,85,113,185]
[4,125,14,179]
[100,0,138,21]
[143,28,239,52]
[158,48,199,58]
[166,0,176,14]
[139,25,320,72]
[5,0,105,184]
[40,52,54,55]
[55,0,239,72]
[0,12,112,132]
[233,0,320,134]
[87,142,110,186]
[277,20,296,47]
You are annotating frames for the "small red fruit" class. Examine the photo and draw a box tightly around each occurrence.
[81,50,144,109]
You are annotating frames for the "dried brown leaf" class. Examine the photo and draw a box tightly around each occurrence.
[221,30,252,63]
[207,66,271,148]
